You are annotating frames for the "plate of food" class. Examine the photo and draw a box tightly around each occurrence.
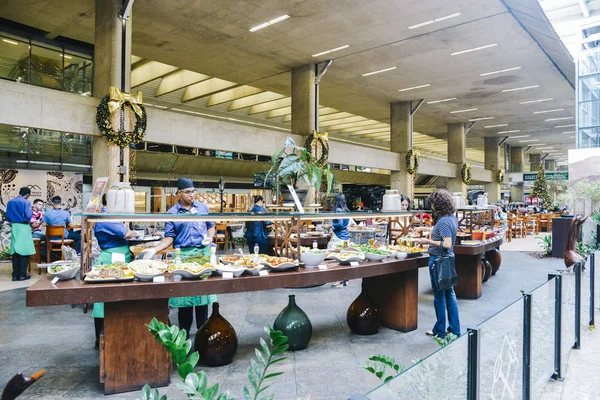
[170,262,215,279]
[261,256,299,271]
[84,263,134,282]
[215,264,246,277]
[46,261,80,280]
[219,255,266,267]
[128,260,168,281]
[326,251,365,265]
[364,248,393,262]
[300,248,328,267]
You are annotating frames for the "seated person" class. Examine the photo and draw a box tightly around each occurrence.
[30,199,45,240]
[43,196,81,253]
[495,206,508,228]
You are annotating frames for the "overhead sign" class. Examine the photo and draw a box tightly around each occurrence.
[523,172,568,181]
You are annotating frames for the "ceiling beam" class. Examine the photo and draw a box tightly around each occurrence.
[249,98,291,115]
[319,112,354,122]
[182,78,238,102]
[319,116,367,128]
[207,86,263,107]
[131,61,179,88]
[328,120,386,131]
[579,0,591,18]
[156,70,211,97]
[230,92,286,111]
[319,107,340,116]
[266,106,292,119]
[347,127,390,136]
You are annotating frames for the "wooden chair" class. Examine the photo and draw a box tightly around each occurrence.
[45,225,75,263]
[30,238,45,274]
[512,216,524,239]
[538,214,549,232]
[213,223,228,250]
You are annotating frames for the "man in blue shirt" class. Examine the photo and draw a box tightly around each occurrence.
[6,187,36,281]
[142,178,216,338]
[43,196,81,253]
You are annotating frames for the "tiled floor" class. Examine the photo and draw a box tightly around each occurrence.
[0,237,569,399]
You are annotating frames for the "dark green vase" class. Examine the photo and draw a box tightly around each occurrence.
[347,282,380,335]
[273,295,312,351]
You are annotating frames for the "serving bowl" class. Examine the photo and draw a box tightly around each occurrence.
[47,261,80,280]
[365,251,391,262]
[215,265,246,277]
[396,252,408,260]
[301,251,327,268]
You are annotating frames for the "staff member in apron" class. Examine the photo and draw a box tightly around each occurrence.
[142,178,216,338]
[92,195,136,348]
[6,187,35,281]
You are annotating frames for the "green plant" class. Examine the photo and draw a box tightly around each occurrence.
[363,354,405,384]
[0,248,10,261]
[430,333,458,348]
[264,137,334,196]
[536,235,552,256]
[576,241,596,258]
[591,210,600,224]
[142,318,288,400]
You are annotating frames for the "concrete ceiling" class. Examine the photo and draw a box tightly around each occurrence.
[0,0,577,163]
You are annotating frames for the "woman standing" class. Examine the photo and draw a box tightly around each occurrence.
[91,195,136,348]
[245,195,272,254]
[413,189,460,338]
[331,193,351,287]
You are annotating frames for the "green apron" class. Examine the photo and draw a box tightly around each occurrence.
[91,246,131,319]
[10,223,35,256]
[169,246,217,308]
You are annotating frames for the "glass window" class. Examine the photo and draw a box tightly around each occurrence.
[63,52,93,95]
[578,127,600,148]
[0,35,29,83]
[578,99,600,128]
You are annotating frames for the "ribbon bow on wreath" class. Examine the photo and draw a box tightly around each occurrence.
[108,86,144,119]
[305,130,329,168]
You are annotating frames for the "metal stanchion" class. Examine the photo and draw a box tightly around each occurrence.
[574,262,581,349]
[590,253,595,328]
[549,274,562,380]
[522,293,532,400]
[467,327,481,400]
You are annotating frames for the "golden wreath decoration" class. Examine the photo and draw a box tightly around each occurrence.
[496,169,505,184]
[304,130,329,168]
[96,86,147,148]
[405,149,420,175]
[461,163,472,185]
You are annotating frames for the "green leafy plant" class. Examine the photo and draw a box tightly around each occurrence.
[142,318,288,400]
[363,354,405,384]
[576,241,596,258]
[536,234,552,256]
[430,333,458,348]
[0,247,10,261]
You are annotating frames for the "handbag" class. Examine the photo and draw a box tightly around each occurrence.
[432,249,458,291]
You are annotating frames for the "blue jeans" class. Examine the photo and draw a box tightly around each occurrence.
[428,255,461,337]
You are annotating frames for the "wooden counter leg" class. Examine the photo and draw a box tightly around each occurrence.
[364,269,419,332]
[454,254,482,299]
[103,299,171,394]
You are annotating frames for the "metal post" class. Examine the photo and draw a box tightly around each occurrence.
[522,294,532,400]
[591,252,595,328]
[550,274,562,380]
[574,262,582,349]
[467,327,480,400]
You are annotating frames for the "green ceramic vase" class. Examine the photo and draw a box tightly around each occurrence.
[273,295,312,351]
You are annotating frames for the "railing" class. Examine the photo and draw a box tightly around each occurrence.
[361,252,597,400]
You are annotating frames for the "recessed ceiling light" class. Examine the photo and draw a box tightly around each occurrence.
[555,124,575,128]
[518,139,539,142]
[362,66,397,77]
[450,108,478,114]
[398,84,431,92]
[451,43,498,56]
[427,97,457,104]
[469,117,494,121]
[312,45,350,57]
[479,67,521,76]
[498,130,520,133]
[2,39,18,45]
[511,135,531,138]
[519,98,553,104]
[502,85,539,92]
[533,109,565,114]
[408,12,462,30]
[485,124,509,128]
[154,105,168,109]
[545,117,573,122]
[562,131,576,134]
[249,15,290,32]
[569,136,576,138]
[535,146,554,149]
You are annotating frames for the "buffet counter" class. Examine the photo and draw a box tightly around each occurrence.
[453,236,503,299]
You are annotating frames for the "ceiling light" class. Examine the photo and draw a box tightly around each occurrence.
[502,85,539,92]
[427,97,457,104]
[497,130,520,133]
[518,139,539,142]
[569,136,576,138]
[519,98,553,104]
[154,105,168,109]
[312,45,350,57]
[398,84,431,92]
[469,117,494,121]
[555,124,575,128]
[451,43,498,56]
[479,66,521,76]
[2,39,18,45]
[545,117,573,122]
[450,108,478,114]
[61,54,72,59]
[362,66,397,77]
[249,15,290,32]
[485,124,508,128]
[562,131,576,134]
[533,109,565,114]
[535,147,554,150]
[510,135,531,138]
[408,12,462,30]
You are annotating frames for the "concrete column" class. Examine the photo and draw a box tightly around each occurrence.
[511,183,524,203]
[447,123,466,195]
[545,159,556,171]
[484,136,501,202]
[511,146,524,173]
[291,64,316,136]
[390,102,413,198]
[93,0,132,185]
[529,153,541,172]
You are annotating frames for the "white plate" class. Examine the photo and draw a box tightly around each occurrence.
[326,253,365,265]
[261,261,299,271]
[84,275,134,283]
[396,252,408,260]
[47,262,80,280]
[243,265,265,276]
[365,252,390,262]
[133,271,165,281]
[215,265,246,277]
[171,267,215,279]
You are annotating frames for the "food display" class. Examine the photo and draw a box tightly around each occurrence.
[85,263,134,282]
[326,250,366,265]
[300,247,328,268]
[260,256,299,271]
[183,255,211,265]
[170,262,215,279]
[48,262,79,274]
[220,255,266,267]
[215,264,246,277]
[128,260,168,281]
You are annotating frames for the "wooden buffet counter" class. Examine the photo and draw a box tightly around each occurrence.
[453,236,503,299]
[26,255,428,394]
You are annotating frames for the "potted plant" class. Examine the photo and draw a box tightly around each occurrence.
[264,137,335,205]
